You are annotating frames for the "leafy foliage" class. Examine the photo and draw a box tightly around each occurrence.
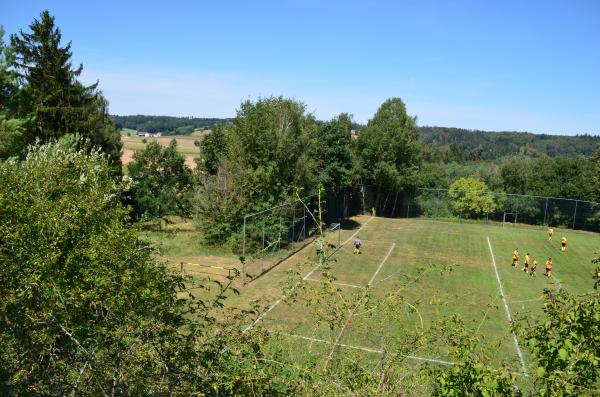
[197,123,227,174]
[128,139,194,222]
[314,113,356,192]
[428,320,519,397]
[357,98,421,208]
[501,155,596,201]
[518,289,600,396]
[0,138,296,395]
[195,97,318,244]
[448,177,497,218]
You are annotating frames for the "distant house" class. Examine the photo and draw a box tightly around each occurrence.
[351,129,357,135]
[136,131,162,138]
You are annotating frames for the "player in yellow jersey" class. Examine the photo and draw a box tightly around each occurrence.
[544,258,553,277]
[511,248,519,267]
[560,236,567,252]
[522,253,531,273]
[530,258,538,277]
[548,227,554,241]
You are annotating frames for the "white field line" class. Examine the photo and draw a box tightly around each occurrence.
[372,269,403,287]
[325,243,396,368]
[346,239,395,244]
[270,330,454,366]
[304,278,365,289]
[510,296,543,304]
[243,216,374,333]
[341,216,375,246]
[486,237,529,376]
[368,243,396,286]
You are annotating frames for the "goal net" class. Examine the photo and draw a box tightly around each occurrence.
[241,196,321,285]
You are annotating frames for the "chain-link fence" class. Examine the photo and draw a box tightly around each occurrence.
[407,188,600,232]
[241,196,319,285]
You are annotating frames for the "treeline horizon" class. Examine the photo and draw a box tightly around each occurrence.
[112,114,600,158]
[110,114,234,135]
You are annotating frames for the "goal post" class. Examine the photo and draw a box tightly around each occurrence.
[330,222,341,249]
[502,212,517,226]
[241,195,322,285]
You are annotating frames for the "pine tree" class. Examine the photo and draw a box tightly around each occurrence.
[10,11,122,171]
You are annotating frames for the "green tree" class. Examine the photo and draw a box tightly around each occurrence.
[128,140,193,223]
[0,26,34,159]
[195,96,317,244]
[357,98,421,211]
[448,177,496,218]
[198,123,227,174]
[518,289,600,396]
[501,156,533,194]
[10,11,122,171]
[0,137,294,395]
[314,113,356,192]
[0,26,20,114]
[502,155,597,202]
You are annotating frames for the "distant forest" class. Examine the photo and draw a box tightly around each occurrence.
[110,115,233,135]
[418,126,600,160]
[112,115,599,159]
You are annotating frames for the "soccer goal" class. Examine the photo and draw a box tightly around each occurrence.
[502,212,517,226]
[241,196,320,285]
[329,222,341,249]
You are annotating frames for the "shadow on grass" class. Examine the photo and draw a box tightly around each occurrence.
[340,219,361,231]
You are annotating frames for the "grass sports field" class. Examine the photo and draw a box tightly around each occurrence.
[146,215,598,385]
[234,215,599,379]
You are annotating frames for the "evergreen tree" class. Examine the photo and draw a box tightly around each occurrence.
[0,26,33,159]
[10,11,122,171]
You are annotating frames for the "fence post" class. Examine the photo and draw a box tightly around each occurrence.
[360,182,366,215]
[486,192,490,223]
[303,206,306,240]
[292,202,296,242]
[391,190,399,218]
[278,213,282,250]
[406,192,411,218]
[242,216,247,285]
[262,220,265,249]
[543,198,549,227]
[572,200,578,230]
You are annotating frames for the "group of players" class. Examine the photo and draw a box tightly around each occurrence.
[510,227,567,278]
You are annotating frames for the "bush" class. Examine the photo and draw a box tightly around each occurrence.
[448,177,497,218]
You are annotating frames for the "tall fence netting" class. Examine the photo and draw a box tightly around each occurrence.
[241,197,323,284]
[407,188,600,232]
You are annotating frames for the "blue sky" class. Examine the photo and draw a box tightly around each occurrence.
[3,0,600,134]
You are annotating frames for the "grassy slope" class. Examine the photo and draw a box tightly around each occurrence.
[246,217,598,371]
[144,216,599,387]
